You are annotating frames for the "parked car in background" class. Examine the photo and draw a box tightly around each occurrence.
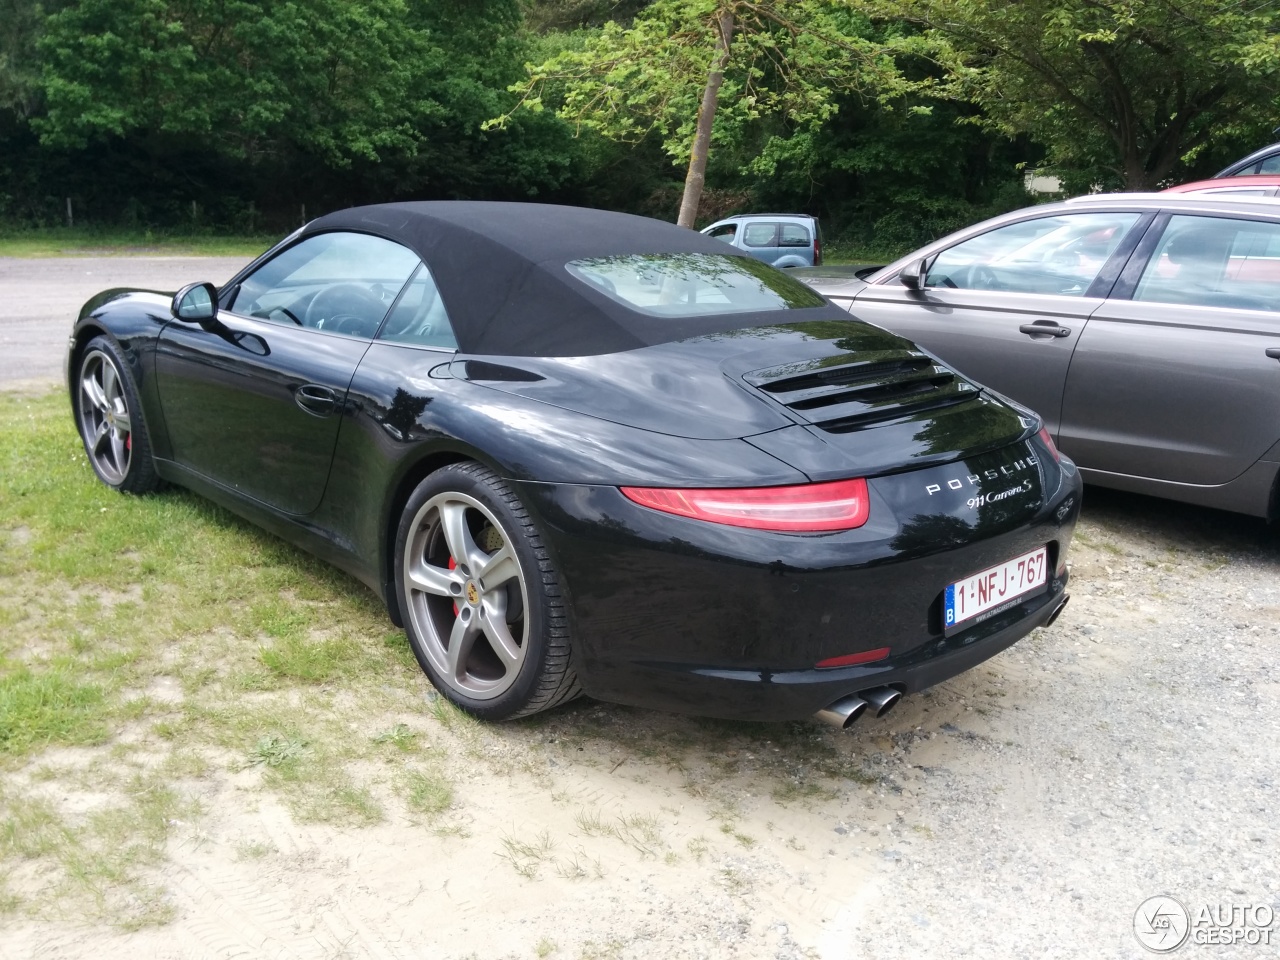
[702,213,823,267]
[67,201,1078,727]
[1166,175,1280,198]
[1215,141,1280,178]
[798,193,1280,518]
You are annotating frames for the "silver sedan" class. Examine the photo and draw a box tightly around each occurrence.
[800,194,1280,517]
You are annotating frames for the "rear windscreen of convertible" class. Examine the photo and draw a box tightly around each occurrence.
[566,254,826,317]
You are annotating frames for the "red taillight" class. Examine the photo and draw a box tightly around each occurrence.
[813,233,823,266]
[815,647,889,669]
[1037,426,1061,463]
[619,478,870,532]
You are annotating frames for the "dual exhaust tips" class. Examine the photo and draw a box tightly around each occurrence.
[815,686,902,730]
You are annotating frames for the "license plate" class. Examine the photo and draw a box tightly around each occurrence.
[944,546,1048,634]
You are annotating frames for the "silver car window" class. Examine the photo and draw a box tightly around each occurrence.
[926,213,1140,296]
[1259,155,1280,174]
[1133,215,1280,313]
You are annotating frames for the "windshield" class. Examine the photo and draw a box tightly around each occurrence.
[566,253,825,317]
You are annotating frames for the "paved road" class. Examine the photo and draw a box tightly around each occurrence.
[0,255,250,385]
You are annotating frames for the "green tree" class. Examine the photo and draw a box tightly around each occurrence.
[879,0,1280,190]
[521,0,654,32]
[34,0,575,201]
[497,0,920,226]
[0,0,57,117]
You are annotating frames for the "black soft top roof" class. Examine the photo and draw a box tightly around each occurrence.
[304,201,843,357]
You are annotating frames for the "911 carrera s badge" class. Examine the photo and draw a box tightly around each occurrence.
[465,581,480,605]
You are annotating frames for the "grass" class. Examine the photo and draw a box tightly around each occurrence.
[821,240,913,267]
[0,668,109,755]
[498,829,556,879]
[0,389,445,921]
[0,226,279,259]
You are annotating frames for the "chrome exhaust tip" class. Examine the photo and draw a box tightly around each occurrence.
[815,695,869,730]
[1045,593,1071,628]
[859,686,903,717]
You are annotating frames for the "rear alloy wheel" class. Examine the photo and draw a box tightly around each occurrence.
[75,336,160,494]
[395,462,579,720]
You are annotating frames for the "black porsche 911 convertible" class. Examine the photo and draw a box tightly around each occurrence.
[67,202,1080,727]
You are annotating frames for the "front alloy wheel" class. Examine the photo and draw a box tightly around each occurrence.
[75,337,159,494]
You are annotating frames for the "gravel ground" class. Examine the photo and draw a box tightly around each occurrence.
[838,486,1280,958]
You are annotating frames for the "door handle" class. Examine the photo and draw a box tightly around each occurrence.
[1019,321,1072,339]
[294,384,337,417]
[1267,348,1280,361]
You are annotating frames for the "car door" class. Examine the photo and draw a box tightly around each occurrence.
[1059,212,1280,485]
[776,222,814,266]
[741,221,783,264]
[849,211,1147,432]
[155,231,421,515]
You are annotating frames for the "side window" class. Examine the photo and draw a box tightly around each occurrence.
[925,213,1140,296]
[743,222,779,247]
[1258,155,1280,175]
[779,223,811,247]
[378,264,458,349]
[706,224,738,240]
[1133,215,1280,312]
[229,232,419,337]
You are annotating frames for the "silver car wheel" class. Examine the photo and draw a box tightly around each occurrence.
[401,491,530,700]
[78,348,133,485]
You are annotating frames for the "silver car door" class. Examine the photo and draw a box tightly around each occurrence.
[849,212,1145,432]
[1060,212,1280,485]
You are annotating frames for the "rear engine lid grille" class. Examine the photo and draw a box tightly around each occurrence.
[744,352,980,433]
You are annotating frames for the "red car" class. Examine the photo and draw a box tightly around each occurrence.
[1164,175,1280,198]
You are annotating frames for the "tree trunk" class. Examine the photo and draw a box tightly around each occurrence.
[676,9,734,229]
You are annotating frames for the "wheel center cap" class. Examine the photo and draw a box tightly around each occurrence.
[465,580,480,606]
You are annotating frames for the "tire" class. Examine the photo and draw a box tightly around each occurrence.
[393,462,580,720]
[74,336,161,494]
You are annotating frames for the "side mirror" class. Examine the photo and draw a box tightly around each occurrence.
[898,258,928,291]
[172,282,219,322]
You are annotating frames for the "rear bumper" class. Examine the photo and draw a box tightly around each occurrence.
[515,445,1082,722]
[580,572,1069,721]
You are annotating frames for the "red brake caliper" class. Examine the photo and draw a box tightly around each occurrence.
[448,556,458,615]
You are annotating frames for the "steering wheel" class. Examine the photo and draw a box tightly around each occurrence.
[305,283,386,336]
[967,264,1002,291]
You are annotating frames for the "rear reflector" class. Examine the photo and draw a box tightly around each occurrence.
[619,478,870,532]
[816,647,890,669]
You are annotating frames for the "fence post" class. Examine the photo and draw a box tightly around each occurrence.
[66,197,73,229]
